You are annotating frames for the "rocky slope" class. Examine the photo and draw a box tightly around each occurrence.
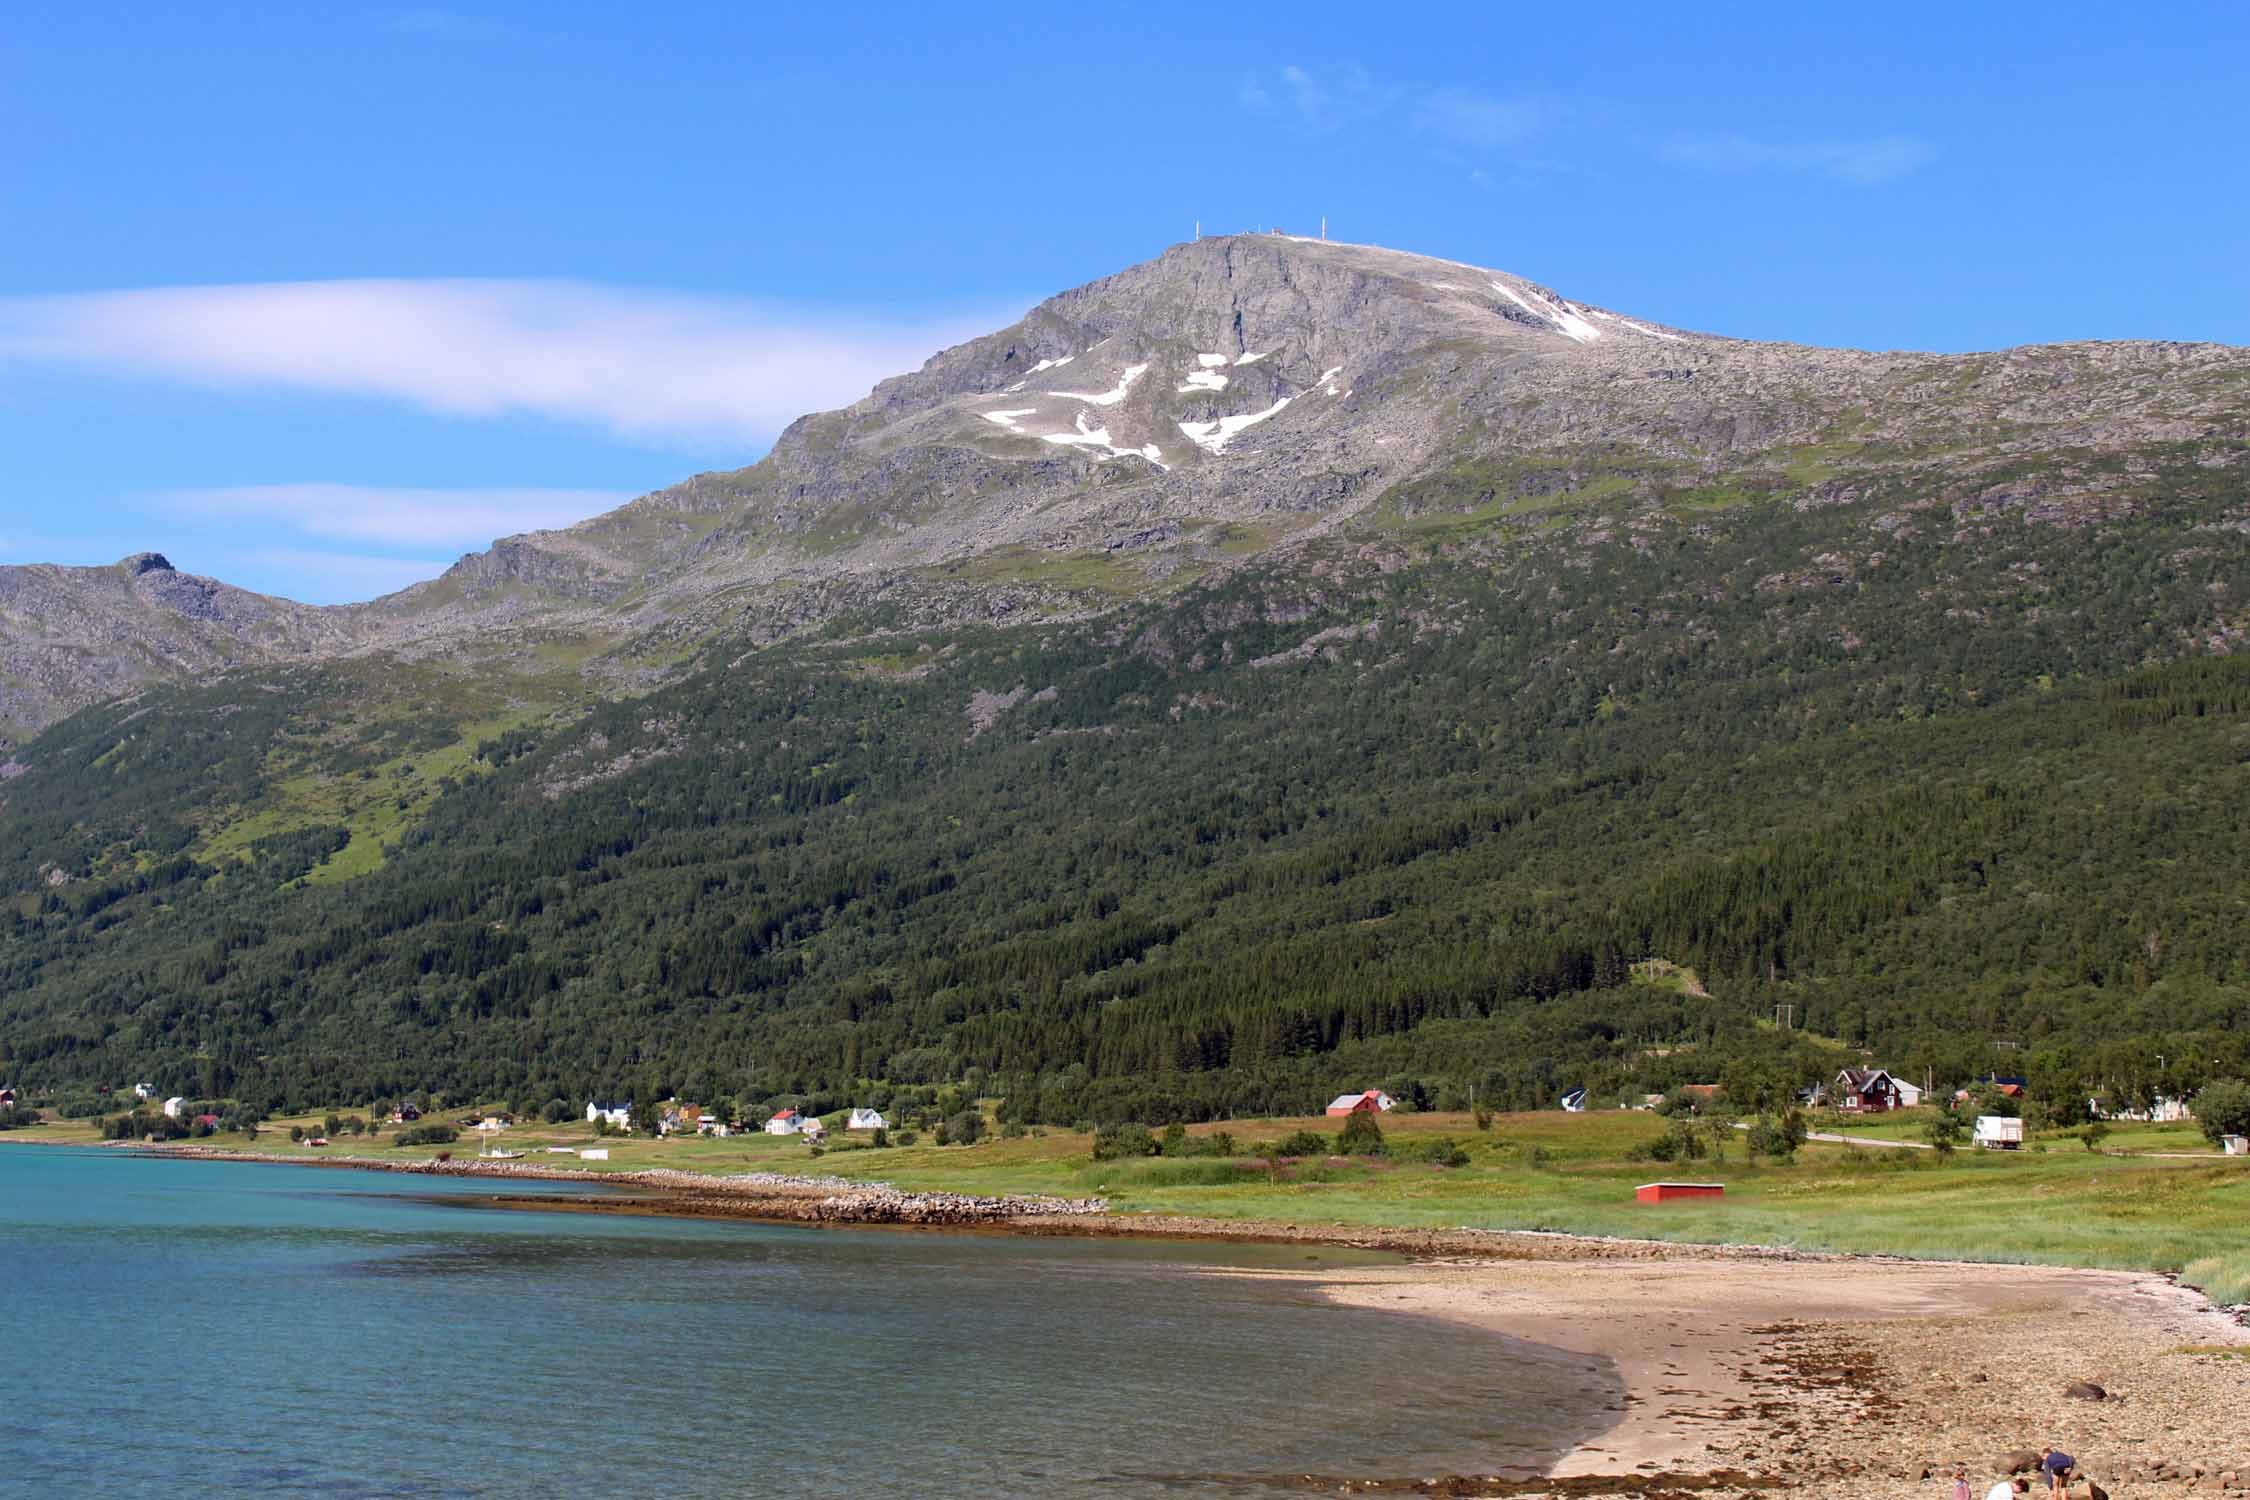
[0,552,352,741]
[9,233,2250,736]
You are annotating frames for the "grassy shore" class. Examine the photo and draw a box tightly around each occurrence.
[12,1105,2247,1302]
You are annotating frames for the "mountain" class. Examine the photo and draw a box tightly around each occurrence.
[2,235,2247,1118]
[14,234,2247,735]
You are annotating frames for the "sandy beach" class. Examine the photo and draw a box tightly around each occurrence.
[1286,1257,2250,1497]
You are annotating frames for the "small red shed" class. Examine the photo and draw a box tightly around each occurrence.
[1635,1181,1725,1203]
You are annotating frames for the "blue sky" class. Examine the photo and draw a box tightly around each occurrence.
[3,2,2247,602]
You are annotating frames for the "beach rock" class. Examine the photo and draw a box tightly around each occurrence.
[2065,1380,2109,1399]
[1999,1450,2043,1473]
[2087,1482,2109,1500]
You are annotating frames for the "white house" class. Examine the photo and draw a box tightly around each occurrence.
[799,1118,828,1142]
[1892,1079,1923,1108]
[133,1083,154,1101]
[847,1108,888,1131]
[162,1096,187,1119]
[697,1118,731,1137]
[2222,1135,2248,1157]
[765,1109,802,1136]
[1973,1116,2025,1149]
[585,1101,631,1129]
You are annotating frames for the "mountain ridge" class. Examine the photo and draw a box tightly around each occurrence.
[5,232,2248,742]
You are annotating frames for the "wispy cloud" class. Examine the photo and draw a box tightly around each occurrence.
[161,484,631,550]
[1413,89,1543,150]
[1658,132,1935,185]
[1238,64,1390,134]
[0,280,994,443]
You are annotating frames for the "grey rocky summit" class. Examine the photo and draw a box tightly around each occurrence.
[5,232,2248,736]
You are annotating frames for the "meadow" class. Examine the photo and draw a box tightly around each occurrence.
[16,1103,2246,1302]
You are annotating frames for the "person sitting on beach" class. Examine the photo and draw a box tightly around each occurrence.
[1951,1466,1971,1500]
[1984,1478,2029,1500]
[2040,1448,2076,1498]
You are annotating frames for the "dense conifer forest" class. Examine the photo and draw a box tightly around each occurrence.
[3,482,2246,1124]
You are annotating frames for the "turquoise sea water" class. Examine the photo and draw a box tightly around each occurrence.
[0,1148,1616,1497]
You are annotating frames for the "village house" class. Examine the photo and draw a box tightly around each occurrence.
[162,1095,186,1119]
[1324,1090,1396,1116]
[1834,1068,1905,1113]
[586,1101,631,1129]
[389,1103,422,1124]
[133,1083,154,1101]
[765,1109,802,1135]
[846,1107,888,1131]
[0,1086,17,1107]
[798,1117,828,1143]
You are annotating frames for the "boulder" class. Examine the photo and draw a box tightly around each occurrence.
[1999,1450,2043,1474]
[2065,1380,2109,1400]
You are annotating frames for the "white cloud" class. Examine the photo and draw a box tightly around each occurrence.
[0,279,995,443]
[1658,133,1935,185]
[162,484,630,550]
[1414,89,1542,150]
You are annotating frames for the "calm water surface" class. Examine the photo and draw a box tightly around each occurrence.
[0,1148,1617,1497]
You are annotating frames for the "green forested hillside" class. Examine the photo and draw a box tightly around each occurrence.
[3,480,2247,1122]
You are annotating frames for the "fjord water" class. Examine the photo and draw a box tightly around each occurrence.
[0,1149,1613,1497]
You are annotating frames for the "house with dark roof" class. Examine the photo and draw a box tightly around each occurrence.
[1834,1068,1904,1113]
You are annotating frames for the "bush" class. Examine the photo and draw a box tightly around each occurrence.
[2080,1120,2111,1152]
[1925,1108,1963,1155]
[540,1098,573,1124]
[1418,1136,1469,1168]
[1159,1122,1189,1156]
[394,1123,460,1148]
[0,1104,38,1130]
[2194,1079,2250,1147]
[870,1127,890,1148]
[1193,1130,1237,1158]
[1269,1129,1330,1158]
[892,1130,918,1147]
[1336,1113,1388,1157]
[1746,1110,1807,1158]
[945,1110,985,1145]
[1091,1122,1159,1160]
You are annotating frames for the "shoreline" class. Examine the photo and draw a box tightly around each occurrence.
[22,1141,2250,1494]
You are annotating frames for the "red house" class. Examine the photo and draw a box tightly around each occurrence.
[1324,1091,1396,1116]
[1835,1068,1904,1113]
[1636,1182,1725,1203]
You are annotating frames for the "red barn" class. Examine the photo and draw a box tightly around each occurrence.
[1324,1091,1396,1116]
[1636,1182,1725,1203]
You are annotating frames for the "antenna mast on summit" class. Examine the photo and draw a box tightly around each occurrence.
[1320,216,1327,241]
[1194,219,1200,240]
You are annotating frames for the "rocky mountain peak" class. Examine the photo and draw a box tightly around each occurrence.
[121,552,175,576]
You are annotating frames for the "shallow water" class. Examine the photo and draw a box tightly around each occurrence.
[0,1148,1617,1496]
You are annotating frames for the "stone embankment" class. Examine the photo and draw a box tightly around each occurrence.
[143,1146,1103,1224]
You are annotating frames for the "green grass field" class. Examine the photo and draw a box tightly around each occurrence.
[13,1106,2245,1301]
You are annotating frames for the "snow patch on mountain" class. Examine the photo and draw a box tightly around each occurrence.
[1055,363,1149,407]
[1178,395,1295,455]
